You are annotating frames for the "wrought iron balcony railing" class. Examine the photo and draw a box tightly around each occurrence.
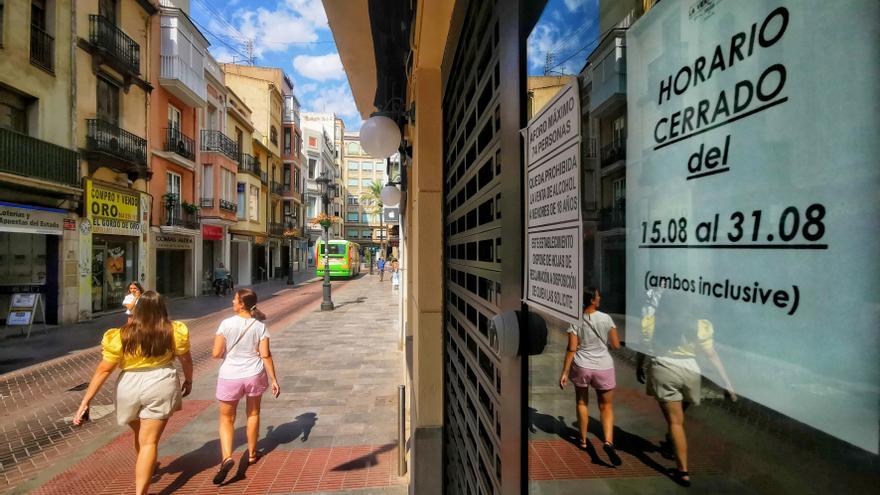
[162,195,200,230]
[219,199,238,212]
[200,130,239,162]
[269,222,284,236]
[0,127,79,187]
[88,15,140,76]
[239,154,261,178]
[165,127,195,161]
[86,118,147,167]
[30,24,54,72]
[600,138,626,168]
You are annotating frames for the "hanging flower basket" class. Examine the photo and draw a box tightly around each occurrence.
[310,213,340,230]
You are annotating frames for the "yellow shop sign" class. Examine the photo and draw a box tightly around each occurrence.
[86,180,142,236]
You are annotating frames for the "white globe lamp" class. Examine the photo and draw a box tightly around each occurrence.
[380,184,402,207]
[360,115,401,158]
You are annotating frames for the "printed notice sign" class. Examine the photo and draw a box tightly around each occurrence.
[525,78,583,324]
[626,0,880,453]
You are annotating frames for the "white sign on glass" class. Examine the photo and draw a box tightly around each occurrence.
[524,79,583,324]
[626,0,880,453]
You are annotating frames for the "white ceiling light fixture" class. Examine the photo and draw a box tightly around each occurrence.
[380,183,402,207]
[360,115,401,158]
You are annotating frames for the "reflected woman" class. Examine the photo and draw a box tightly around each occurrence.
[636,292,736,487]
[559,287,622,465]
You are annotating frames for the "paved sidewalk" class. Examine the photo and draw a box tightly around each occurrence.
[16,273,408,494]
[0,272,318,375]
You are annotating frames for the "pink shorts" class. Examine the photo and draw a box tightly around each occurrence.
[569,364,616,390]
[216,371,269,402]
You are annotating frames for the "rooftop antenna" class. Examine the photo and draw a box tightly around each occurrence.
[245,39,255,65]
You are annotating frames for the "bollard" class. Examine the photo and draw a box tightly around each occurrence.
[398,384,407,476]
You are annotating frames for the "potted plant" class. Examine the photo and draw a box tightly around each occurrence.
[182,201,200,215]
[310,212,340,230]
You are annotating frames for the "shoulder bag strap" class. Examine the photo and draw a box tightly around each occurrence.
[583,314,607,346]
[227,319,257,353]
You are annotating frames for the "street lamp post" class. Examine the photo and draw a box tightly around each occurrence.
[316,171,335,311]
[285,215,295,286]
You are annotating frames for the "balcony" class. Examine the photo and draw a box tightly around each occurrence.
[271,181,283,195]
[0,127,79,187]
[269,222,284,236]
[162,194,200,230]
[260,171,268,184]
[85,119,148,177]
[588,29,627,117]
[219,199,238,212]
[239,154,261,178]
[201,130,238,162]
[165,127,195,161]
[600,138,626,168]
[88,15,140,77]
[201,197,214,209]
[159,12,208,107]
[583,137,598,160]
[599,207,625,231]
[30,25,54,72]
[283,95,300,127]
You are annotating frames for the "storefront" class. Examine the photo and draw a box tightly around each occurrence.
[154,233,194,298]
[80,179,147,317]
[253,235,267,282]
[230,233,252,286]
[201,224,225,294]
[0,202,69,324]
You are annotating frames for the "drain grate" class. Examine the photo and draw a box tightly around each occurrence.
[67,382,88,392]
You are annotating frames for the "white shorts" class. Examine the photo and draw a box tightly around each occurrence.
[115,365,182,425]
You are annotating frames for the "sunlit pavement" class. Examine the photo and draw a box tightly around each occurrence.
[4,272,408,494]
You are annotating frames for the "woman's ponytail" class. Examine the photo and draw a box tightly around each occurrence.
[236,288,266,321]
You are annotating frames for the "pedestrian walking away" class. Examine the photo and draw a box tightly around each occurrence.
[559,287,622,466]
[377,256,386,281]
[73,291,194,495]
[211,288,281,485]
[635,291,737,487]
[123,281,144,316]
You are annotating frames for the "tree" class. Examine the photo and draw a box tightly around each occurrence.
[360,180,385,256]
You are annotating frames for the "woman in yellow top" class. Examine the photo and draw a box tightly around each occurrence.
[73,291,194,495]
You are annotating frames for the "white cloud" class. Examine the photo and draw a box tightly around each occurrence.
[304,84,360,123]
[284,0,328,27]
[292,52,345,81]
[208,45,238,64]
[564,0,587,12]
[298,82,318,93]
[232,8,320,58]
[527,21,561,71]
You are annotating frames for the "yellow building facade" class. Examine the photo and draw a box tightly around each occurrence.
[0,0,80,324]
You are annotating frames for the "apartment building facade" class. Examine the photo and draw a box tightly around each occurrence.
[282,93,307,273]
[341,132,388,252]
[0,0,81,324]
[225,87,260,287]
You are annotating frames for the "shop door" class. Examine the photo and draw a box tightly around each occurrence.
[91,244,106,313]
[156,250,185,297]
[202,241,215,294]
[442,1,525,493]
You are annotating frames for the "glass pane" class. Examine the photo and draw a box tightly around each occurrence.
[525,1,880,493]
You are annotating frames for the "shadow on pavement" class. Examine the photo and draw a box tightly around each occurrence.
[528,406,670,475]
[153,426,248,494]
[257,412,319,456]
[333,296,368,309]
[330,443,396,471]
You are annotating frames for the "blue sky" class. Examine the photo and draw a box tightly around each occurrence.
[189,0,598,131]
[189,0,361,130]
[528,0,599,76]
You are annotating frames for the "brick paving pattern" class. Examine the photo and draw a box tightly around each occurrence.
[6,272,407,494]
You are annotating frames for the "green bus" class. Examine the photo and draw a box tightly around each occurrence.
[315,240,361,278]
